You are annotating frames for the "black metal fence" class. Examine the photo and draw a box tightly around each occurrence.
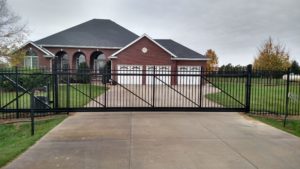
[0,65,299,119]
[250,69,300,116]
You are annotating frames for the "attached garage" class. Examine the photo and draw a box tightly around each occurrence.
[110,34,209,85]
[146,65,171,85]
[178,66,201,85]
[117,65,142,84]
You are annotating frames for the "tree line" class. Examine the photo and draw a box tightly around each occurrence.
[205,37,299,73]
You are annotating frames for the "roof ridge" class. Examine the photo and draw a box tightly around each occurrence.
[34,19,96,43]
[34,19,138,48]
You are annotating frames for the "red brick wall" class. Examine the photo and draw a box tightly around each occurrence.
[111,37,175,70]
[22,44,51,68]
[44,47,118,69]
[111,37,176,84]
[111,37,207,84]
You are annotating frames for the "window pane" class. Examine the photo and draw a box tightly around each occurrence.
[32,57,38,68]
[24,56,31,67]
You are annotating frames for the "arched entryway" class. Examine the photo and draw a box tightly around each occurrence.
[55,51,69,70]
[90,51,106,73]
[73,52,86,69]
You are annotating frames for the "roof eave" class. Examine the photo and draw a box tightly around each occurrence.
[171,58,210,61]
[110,34,178,58]
[39,44,123,50]
[19,41,55,57]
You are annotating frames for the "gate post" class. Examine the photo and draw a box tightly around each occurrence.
[66,68,70,114]
[30,89,35,136]
[284,68,291,127]
[199,67,204,108]
[53,58,59,109]
[15,66,19,118]
[245,64,252,113]
[152,67,156,108]
[104,67,107,108]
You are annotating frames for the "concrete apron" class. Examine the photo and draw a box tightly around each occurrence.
[3,112,300,169]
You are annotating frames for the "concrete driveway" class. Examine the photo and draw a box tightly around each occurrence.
[3,112,300,169]
[86,84,222,108]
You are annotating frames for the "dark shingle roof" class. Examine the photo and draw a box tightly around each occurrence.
[35,19,138,48]
[155,39,207,59]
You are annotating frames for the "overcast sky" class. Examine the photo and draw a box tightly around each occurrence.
[8,0,300,65]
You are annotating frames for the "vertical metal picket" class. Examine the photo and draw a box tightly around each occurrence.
[152,66,156,108]
[15,66,19,118]
[104,67,107,108]
[284,68,290,127]
[30,90,35,136]
[53,58,59,109]
[199,67,203,108]
[245,64,252,113]
[66,69,70,113]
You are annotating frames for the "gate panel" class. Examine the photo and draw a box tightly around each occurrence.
[1,67,248,119]
[0,67,54,118]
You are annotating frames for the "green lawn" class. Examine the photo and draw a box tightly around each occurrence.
[206,79,300,115]
[0,84,106,109]
[0,115,67,168]
[251,115,300,137]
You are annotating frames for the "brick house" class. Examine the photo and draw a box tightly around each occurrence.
[19,19,209,84]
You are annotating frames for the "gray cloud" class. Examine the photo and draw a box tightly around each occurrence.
[8,0,300,65]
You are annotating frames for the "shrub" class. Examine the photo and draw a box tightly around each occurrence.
[75,62,91,83]
[0,68,49,92]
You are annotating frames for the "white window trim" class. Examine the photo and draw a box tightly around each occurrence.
[24,55,39,68]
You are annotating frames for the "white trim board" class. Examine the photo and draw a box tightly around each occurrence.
[171,58,210,61]
[19,41,55,57]
[109,34,178,58]
[39,44,122,50]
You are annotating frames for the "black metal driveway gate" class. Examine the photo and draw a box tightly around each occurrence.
[0,66,251,119]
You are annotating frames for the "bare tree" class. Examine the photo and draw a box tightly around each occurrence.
[0,0,27,66]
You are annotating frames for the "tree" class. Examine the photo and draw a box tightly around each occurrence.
[205,49,218,71]
[290,60,300,74]
[9,49,26,66]
[218,64,246,72]
[0,60,7,68]
[253,37,291,71]
[0,0,27,66]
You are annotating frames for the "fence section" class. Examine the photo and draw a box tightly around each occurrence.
[250,69,300,116]
[1,66,299,119]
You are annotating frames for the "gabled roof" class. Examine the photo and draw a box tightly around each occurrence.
[20,41,55,57]
[110,34,209,60]
[35,19,138,48]
[155,39,208,60]
[110,34,177,58]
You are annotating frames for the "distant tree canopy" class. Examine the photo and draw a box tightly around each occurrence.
[218,64,246,72]
[205,49,218,71]
[253,37,291,71]
[290,60,300,74]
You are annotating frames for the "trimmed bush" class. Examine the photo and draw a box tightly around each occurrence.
[0,68,49,92]
[75,62,91,83]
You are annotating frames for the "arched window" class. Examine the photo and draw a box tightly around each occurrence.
[61,54,69,69]
[24,49,38,68]
[94,53,106,71]
[55,51,69,70]
[75,53,86,69]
